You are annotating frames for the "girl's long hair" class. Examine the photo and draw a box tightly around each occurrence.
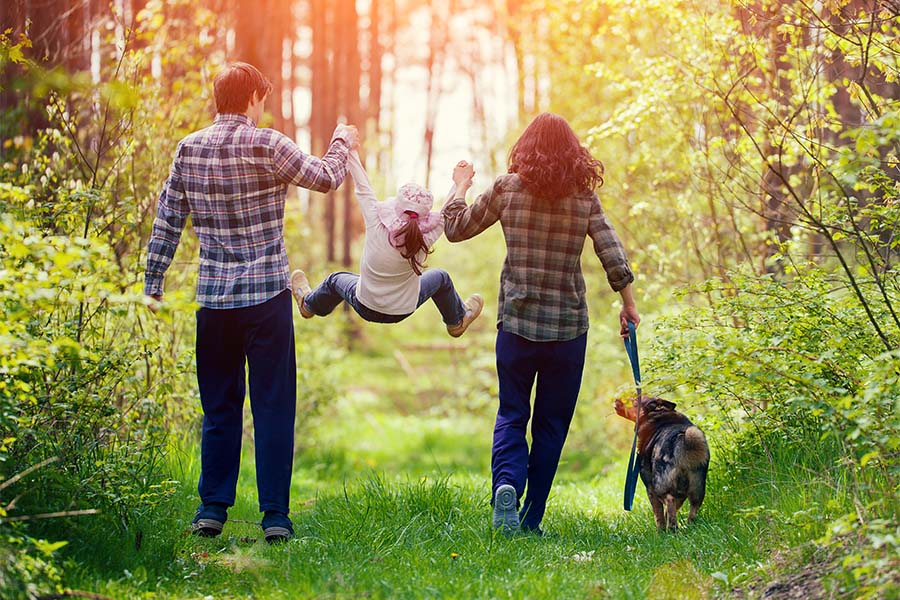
[392,214,432,275]
[508,113,604,200]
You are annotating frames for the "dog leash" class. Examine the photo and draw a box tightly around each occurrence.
[622,320,642,511]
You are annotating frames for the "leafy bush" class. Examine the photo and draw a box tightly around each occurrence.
[0,4,339,592]
[0,532,65,600]
[644,264,899,598]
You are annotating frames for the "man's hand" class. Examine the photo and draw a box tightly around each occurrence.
[332,124,360,150]
[453,160,474,190]
[147,293,163,314]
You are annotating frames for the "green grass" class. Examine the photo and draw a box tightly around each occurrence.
[62,458,774,600]
[36,272,858,599]
[46,320,842,600]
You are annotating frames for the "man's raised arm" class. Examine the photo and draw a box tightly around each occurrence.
[271,124,359,192]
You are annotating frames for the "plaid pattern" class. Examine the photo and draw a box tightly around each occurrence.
[442,173,634,342]
[144,113,350,309]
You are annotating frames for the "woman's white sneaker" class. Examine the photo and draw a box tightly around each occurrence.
[492,484,519,532]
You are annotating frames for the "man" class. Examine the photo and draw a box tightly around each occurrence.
[144,62,358,542]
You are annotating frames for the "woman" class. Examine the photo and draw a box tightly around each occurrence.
[443,113,640,533]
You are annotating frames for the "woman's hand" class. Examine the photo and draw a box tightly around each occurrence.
[453,160,474,189]
[619,303,641,337]
[617,284,640,337]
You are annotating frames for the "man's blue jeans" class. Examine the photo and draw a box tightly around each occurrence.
[491,327,587,530]
[304,268,467,326]
[195,289,296,515]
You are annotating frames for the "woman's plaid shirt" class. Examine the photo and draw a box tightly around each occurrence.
[144,113,350,309]
[442,174,634,342]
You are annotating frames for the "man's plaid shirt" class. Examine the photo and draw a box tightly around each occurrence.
[144,113,350,309]
[442,173,634,342]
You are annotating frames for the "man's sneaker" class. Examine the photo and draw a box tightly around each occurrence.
[492,484,519,532]
[191,503,227,537]
[447,294,484,338]
[290,270,315,318]
[261,511,294,544]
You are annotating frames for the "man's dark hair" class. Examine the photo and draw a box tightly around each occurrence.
[213,62,273,114]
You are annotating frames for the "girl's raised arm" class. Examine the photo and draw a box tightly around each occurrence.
[347,151,380,226]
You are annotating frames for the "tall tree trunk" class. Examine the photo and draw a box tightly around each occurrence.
[65,0,90,72]
[422,1,448,188]
[382,0,396,179]
[310,0,328,158]
[506,0,526,121]
[318,0,338,263]
[232,0,293,133]
[337,0,360,270]
[367,0,383,154]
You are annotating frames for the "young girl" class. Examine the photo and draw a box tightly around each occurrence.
[291,151,483,337]
[443,113,640,534]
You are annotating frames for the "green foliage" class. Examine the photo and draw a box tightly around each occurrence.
[0,4,337,593]
[643,265,900,597]
[0,532,65,600]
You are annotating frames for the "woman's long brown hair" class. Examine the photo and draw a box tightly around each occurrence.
[508,113,604,200]
[392,214,433,275]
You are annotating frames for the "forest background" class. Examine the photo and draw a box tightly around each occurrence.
[0,0,899,598]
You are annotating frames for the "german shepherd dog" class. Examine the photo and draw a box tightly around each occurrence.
[614,398,710,531]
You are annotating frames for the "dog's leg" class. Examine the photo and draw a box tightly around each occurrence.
[648,494,665,531]
[688,485,705,524]
[688,501,700,523]
[674,497,689,528]
[664,496,678,531]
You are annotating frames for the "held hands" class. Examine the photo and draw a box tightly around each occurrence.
[146,293,163,314]
[332,124,360,150]
[453,160,474,192]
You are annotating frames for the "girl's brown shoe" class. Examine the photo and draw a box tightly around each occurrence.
[448,294,483,337]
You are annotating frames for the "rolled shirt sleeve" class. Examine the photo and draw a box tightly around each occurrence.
[587,193,634,292]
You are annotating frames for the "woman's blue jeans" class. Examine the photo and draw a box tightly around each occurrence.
[491,327,587,530]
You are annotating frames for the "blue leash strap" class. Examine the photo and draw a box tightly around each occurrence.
[622,321,642,511]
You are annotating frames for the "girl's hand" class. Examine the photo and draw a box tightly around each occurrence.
[453,160,474,188]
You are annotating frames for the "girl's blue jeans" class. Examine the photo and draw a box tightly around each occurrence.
[303,268,467,326]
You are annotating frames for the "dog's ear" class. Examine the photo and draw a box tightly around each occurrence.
[660,400,677,411]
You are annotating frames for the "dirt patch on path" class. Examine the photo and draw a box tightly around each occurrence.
[728,548,831,600]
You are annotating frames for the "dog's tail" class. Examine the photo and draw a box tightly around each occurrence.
[681,426,710,466]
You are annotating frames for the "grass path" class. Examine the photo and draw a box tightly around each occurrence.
[59,321,819,599]
[63,390,805,599]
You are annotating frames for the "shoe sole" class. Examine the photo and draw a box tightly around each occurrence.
[264,526,294,543]
[191,518,224,537]
[493,484,519,531]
